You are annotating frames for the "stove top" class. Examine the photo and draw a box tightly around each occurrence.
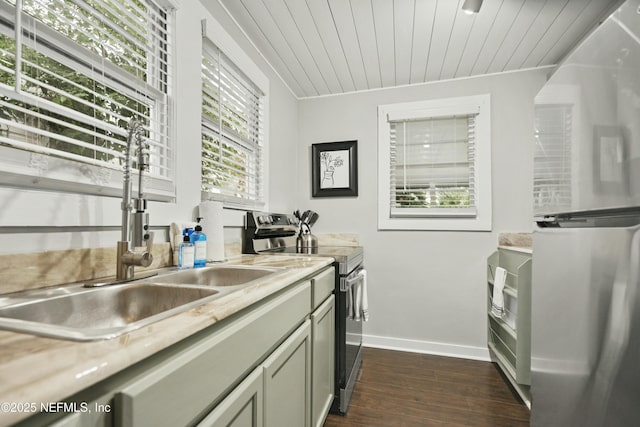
[242,211,363,274]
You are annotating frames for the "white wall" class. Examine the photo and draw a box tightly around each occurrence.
[0,1,299,254]
[297,69,548,359]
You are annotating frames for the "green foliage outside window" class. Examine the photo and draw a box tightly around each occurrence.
[396,187,470,208]
[0,0,159,164]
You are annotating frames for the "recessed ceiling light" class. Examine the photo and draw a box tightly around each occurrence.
[462,0,483,14]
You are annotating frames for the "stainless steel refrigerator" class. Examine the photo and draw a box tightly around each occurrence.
[531,0,640,426]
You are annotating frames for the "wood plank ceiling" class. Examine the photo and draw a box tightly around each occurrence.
[214,0,621,98]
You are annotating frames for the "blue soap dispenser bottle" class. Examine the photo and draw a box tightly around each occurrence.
[191,217,207,268]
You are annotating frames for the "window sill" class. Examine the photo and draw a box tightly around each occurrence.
[378,215,491,231]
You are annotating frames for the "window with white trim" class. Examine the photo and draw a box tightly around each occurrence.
[378,95,492,231]
[201,37,264,209]
[0,0,174,199]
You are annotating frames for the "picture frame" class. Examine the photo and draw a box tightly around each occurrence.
[312,140,358,197]
[593,125,628,194]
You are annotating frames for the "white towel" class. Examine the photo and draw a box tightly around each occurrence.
[352,269,369,322]
[491,267,507,318]
[346,281,353,319]
[353,279,362,321]
[360,269,368,321]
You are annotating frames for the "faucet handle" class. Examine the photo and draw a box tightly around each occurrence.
[145,231,154,253]
[137,232,154,268]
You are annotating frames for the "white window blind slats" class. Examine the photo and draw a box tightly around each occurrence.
[202,116,260,154]
[0,100,171,177]
[13,0,173,94]
[201,139,256,176]
[24,0,171,84]
[203,42,260,96]
[389,115,476,216]
[201,135,262,202]
[0,0,174,198]
[201,37,264,207]
[0,97,123,148]
[45,0,148,69]
[533,104,572,212]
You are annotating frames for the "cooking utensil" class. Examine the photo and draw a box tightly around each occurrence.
[300,210,311,225]
[307,212,319,228]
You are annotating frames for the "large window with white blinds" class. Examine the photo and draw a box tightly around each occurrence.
[0,0,174,199]
[201,37,264,208]
[390,115,476,217]
[378,95,492,231]
[533,104,572,214]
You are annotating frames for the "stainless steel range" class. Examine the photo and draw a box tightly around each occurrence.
[242,211,364,415]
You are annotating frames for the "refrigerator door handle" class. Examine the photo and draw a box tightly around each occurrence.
[580,228,640,424]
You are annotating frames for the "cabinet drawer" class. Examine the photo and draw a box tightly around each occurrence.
[312,267,334,310]
[115,282,311,427]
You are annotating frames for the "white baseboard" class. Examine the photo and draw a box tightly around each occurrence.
[362,333,491,361]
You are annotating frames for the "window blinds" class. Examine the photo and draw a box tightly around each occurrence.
[201,38,264,207]
[533,104,572,213]
[0,0,173,198]
[389,115,477,217]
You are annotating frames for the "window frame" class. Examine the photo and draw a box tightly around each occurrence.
[0,0,176,201]
[378,94,492,231]
[200,18,269,212]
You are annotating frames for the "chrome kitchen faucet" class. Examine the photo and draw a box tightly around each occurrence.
[115,119,154,280]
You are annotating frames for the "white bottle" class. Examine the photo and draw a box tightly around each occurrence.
[178,234,194,269]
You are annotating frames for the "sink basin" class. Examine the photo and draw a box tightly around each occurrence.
[148,265,284,287]
[0,283,221,341]
[0,264,286,341]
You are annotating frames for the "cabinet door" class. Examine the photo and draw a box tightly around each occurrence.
[311,295,335,427]
[263,320,311,427]
[197,367,263,427]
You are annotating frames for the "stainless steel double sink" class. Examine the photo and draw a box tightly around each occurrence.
[0,265,285,341]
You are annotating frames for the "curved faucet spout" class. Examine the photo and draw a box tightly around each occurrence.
[117,119,153,280]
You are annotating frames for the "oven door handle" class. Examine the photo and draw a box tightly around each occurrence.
[340,267,364,292]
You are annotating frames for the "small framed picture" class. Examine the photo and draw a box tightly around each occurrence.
[311,140,358,197]
[593,125,627,194]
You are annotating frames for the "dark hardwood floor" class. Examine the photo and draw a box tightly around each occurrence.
[324,347,530,427]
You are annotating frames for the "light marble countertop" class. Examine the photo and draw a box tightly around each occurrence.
[0,254,334,426]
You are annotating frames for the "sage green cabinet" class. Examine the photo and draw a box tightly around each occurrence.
[115,282,310,427]
[487,247,532,407]
[263,320,311,427]
[15,266,334,427]
[197,367,263,427]
[311,294,334,427]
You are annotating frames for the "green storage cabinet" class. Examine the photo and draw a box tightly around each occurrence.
[487,247,532,407]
